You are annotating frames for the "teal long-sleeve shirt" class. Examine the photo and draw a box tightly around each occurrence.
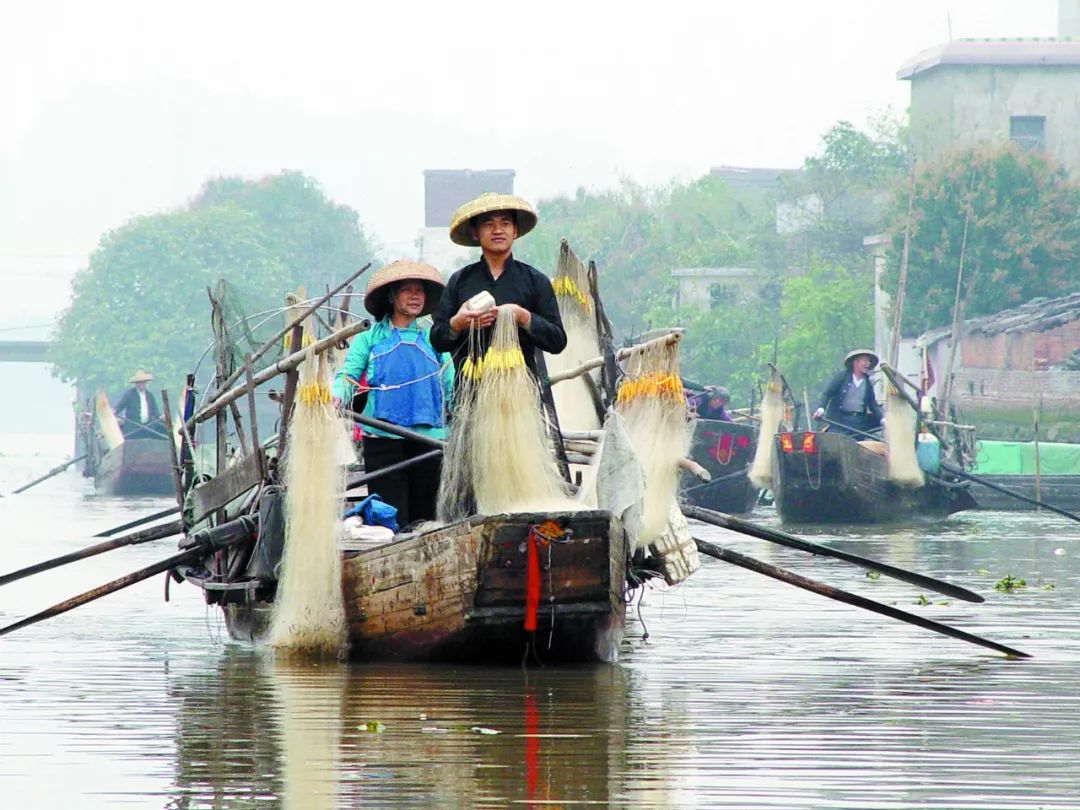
[332,317,455,440]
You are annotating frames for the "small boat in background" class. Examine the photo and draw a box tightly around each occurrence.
[679,418,759,515]
[80,391,174,496]
[770,429,976,524]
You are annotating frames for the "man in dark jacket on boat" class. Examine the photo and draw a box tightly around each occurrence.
[690,386,734,421]
[430,193,567,382]
[113,370,165,440]
[812,349,883,437]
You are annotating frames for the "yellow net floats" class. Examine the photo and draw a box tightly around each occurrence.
[461,346,526,381]
[298,382,331,406]
[616,372,684,405]
[551,275,591,314]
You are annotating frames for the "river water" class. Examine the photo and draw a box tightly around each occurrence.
[1,431,1077,809]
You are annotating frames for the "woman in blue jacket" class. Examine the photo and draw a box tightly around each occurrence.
[332,261,454,527]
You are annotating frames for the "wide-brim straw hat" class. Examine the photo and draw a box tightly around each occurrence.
[128,370,154,383]
[448,192,538,247]
[844,349,880,370]
[364,260,446,321]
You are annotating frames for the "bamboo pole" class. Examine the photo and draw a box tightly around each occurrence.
[549,332,682,386]
[888,163,917,368]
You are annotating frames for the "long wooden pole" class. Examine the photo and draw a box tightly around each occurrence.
[9,455,88,495]
[942,171,976,409]
[94,507,180,538]
[693,537,1029,658]
[0,518,254,637]
[0,520,184,587]
[889,163,917,368]
[680,502,985,603]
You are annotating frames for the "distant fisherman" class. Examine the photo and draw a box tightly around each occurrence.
[813,349,883,437]
[113,370,164,439]
[430,192,567,380]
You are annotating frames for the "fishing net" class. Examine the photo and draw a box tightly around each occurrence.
[749,369,784,490]
[885,384,924,487]
[268,342,347,657]
[614,335,690,545]
[437,307,576,521]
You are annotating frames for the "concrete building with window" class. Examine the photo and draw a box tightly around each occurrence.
[898,2,1080,172]
[416,169,514,273]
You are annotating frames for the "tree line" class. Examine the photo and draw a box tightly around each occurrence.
[51,122,1080,406]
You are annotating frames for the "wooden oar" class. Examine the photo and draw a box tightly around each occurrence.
[693,537,1030,659]
[681,502,985,604]
[93,506,181,538]
[8,454,88,495]
[0,517,255,638]
[0,520,184,588]
[940,461,1080,524]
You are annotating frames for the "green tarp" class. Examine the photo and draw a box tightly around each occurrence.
[971,440,1080,476]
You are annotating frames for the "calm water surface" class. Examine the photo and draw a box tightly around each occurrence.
[1,432,1077,808]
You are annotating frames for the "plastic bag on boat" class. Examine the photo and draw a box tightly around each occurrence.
[343,494,398,532]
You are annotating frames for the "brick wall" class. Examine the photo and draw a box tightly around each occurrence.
[952,368,1080,409]
[960,320,1080,369]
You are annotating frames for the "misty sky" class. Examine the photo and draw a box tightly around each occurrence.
[0,0,1060,331]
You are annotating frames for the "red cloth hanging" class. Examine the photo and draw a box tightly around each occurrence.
[524,527,541,632]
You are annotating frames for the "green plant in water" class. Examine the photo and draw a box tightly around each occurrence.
[916,594,931,606]
[865,570,881,581]
[994,575,1027,593]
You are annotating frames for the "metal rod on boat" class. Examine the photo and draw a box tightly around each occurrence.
[343,449,444,495]
[93,506,180,538]
[8,454,88,496]
[680,502,986,604]
[0,517,256,637]
[692,537,1030,659]
[0,520,185,588]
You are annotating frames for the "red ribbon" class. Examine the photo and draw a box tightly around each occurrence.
[524,527,540,631]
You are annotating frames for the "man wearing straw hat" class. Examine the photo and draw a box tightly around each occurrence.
[113,370,164,439]
[332,260,455,527]
[812,349,884,437]
[430,192,566,380]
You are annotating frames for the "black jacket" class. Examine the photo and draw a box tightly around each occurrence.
[113,386,161,425]
[430,255,567,378]
[817,370,883,425]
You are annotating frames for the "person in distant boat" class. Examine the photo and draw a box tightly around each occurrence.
[113,370,164,439]
[332,261,455,529]
[690,385,734,421]
[430,192,567,382]
[812,349,883,437]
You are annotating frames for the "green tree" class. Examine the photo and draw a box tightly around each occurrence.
[51,172,375,395]
[883,144,1080,335]
[774,261,875,397]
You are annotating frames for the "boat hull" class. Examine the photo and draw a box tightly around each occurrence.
[771,431,975,524]
[95,438,174,496]
[219,509,628,665]
[679,419,759,515]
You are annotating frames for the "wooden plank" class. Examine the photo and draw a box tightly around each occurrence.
[190,451,263,523]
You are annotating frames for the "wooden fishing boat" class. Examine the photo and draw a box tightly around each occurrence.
[770,430,976,524]
[93,438,175,496]
[179,507,629,664]
[679,418,759,515]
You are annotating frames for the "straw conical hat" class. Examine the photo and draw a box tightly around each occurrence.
[844,349,879,369]
[448,192,538,247]
[128,370,154,383]
[364,260,446,321]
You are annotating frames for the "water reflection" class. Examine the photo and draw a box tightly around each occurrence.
[3,435,1079,808]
